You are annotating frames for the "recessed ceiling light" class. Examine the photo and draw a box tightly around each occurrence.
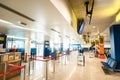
[79,35,82,38]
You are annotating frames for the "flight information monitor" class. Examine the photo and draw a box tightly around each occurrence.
[77,19,85,35]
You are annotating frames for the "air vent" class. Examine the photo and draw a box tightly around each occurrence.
[0,3,35,22]
[50,28,60,34]
[18,21,27,26]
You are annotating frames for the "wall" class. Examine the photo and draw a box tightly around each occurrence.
[110,24,120,69]
[50,0,77,32]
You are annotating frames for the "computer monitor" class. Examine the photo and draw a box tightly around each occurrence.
[77,19,85,35]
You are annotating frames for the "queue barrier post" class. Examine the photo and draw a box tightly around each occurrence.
[23,65,26,80]
[59,53,64,62]
[23,54,25,62]
[3,62,7,80]
[45,59,48,80]
[58,55,60,63]
[53,59,55,73]
[29,57,50,80]
[28,57,31,76]
[32,56,35,70]
[24,53,27,62]
[65,54,67,65]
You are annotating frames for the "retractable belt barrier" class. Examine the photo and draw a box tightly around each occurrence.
[26,51,69,80]
[22,50,76,58]
[28,54,66,61]
[22,53,67,61]
[23,49,76,63]
[30,58,50,62]
[22,50,76,80]
[0,62,25,77]
[0,50,76,80]
[22,50,76,64]
[22,55,52,59]
[28,57,50,80]
[29,54,66,62]
[55,54,66,59]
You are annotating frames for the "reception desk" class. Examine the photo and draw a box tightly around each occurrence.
[0,52,21,80]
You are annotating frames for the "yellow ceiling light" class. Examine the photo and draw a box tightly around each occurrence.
[116,12,120,22]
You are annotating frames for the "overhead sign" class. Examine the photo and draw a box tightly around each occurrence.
[0,37,4,41]
[0,34,7,48]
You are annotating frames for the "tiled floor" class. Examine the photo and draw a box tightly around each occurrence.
[9,51,120,80]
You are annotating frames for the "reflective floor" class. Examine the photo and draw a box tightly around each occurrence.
[9,51,120,80]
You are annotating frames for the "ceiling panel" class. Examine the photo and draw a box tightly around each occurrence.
[69,0,120,33]
[0,0,80,43]
[69,0,120,42]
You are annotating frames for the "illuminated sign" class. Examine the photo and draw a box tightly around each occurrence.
[0,37,4,41]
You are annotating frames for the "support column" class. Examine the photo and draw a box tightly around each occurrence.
[25,38,31,61]
[110,24,120,69]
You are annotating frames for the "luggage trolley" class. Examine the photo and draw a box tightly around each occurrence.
[77,53,85,66]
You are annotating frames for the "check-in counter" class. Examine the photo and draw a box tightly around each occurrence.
[0,52,21,80]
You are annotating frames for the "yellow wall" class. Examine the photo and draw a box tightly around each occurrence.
[116,12,120,22]
[71,10,77,32]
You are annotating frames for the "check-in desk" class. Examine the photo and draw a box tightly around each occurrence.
[0,52,21,80]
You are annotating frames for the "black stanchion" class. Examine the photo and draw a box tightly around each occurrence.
[45,59,48,80]
[28,58,31,76]
[53,59,55,73]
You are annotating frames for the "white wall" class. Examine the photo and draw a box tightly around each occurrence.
[50,0,72,24]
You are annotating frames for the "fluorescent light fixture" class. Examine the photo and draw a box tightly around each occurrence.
[7,35,28,40]
[0,19,48,35]
[0,19,13,24]
[12,24,46,34]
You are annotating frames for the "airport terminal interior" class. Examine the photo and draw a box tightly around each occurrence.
[0,0,120,80]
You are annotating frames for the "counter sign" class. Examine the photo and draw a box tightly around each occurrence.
[0,37,4,41]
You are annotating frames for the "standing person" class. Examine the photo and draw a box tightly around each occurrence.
[89,46,92,51]
[66,48,70,55]
[52,47,56,60]
[66,48,70,61]
[79,48,84,54]
[12,45,17,52]
[44,46,50,59]
[81,48,84,54]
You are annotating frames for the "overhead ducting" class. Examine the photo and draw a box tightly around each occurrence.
[0,3,35,22]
